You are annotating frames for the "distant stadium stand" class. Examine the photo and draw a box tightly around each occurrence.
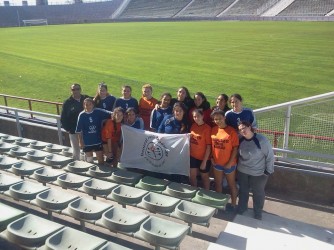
[0,0,123,27]
[119,0,192,18]
[277,0,334,16]
[177,0,235,17]
[222,0,273,16]
[0,0,333,27]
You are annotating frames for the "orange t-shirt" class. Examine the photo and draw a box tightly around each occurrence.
[101,120,122,143]
[190,123,212,160]
[211,125,239,166]
[139,97,158,130]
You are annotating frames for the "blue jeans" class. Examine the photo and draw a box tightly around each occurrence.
[237,171,268,216]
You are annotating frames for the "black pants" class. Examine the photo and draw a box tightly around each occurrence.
[237,171,268,216]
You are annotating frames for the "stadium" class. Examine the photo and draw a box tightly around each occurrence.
[0,1,334,250]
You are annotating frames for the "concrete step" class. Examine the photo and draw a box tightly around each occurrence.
[209,210,334,250]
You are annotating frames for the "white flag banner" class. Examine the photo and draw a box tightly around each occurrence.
[120,125,190,176]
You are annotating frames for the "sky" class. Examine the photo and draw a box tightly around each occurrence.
[1,0,105,6]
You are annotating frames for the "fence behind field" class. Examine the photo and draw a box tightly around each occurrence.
[254,91,334,166]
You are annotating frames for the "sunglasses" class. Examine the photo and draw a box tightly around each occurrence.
[71,88,81,91]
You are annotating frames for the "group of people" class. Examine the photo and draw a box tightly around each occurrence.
[60,82,274,219]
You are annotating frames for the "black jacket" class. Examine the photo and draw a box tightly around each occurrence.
[60,95,89,134]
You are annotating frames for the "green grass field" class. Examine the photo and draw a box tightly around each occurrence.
[0,21,333,113]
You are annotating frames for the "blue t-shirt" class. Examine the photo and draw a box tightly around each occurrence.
[113,97,138,111]
[96,95,116,111]
[75,108,111,146]
[150,106,173,131]
[158,115,187,134]
[225,108,257,130]
[127,117,144,130]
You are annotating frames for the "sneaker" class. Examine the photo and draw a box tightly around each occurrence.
[254,213,262,220]
[106,156,114,164]
[225,203,237,213]
[236,206,247,215]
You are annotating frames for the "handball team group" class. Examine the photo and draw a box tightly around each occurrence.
[60,82,274,218]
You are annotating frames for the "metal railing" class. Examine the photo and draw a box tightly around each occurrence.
[0,92,333,168]
[0,105,63,145]
[254,91,334,167]
[0,94,63,117]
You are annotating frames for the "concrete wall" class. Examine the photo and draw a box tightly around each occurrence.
[0,116,70,146]
[267,165,334,205]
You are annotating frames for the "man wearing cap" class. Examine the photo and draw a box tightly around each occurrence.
[60,83,90,160]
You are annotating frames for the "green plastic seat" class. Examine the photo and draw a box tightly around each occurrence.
[136,216,189,248]
[6,214,64,248]
[83,179,118,197]
[14,138,36,147]
[164,182,198,200]
[1,135,20,143]
[68,197,112,221]
[100,207,149,234]
[88,165,115,178]
[9,181,50,200]
[33,167,66,183]
[0,203,26,231]
[110,169,142,186]
[0,155,21,170]
[192,189,230,209]
[135,176,169,192]
[45,227,107,250]
[66,160,94,173]
[36,188,80,211]
[174,200,217,226]
[140,192,180,214]
[26,149,52,161]
[8,146,34,157]
[44,154,73,167]
[0,142,17,153]
[57,173,91,189]
[11,161,44,176]
[0,173,23,192]
[29,141,51,150]
[108,185,148,206]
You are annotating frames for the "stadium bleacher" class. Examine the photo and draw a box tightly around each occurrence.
[278,0,334,16]
[0,134,230,249]
[178,0,235,17]
[221,0,272,16]
[1,0,334,27]
[0,0,124,27]
[119,0,192,18]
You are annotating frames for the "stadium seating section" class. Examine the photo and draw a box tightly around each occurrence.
[0,133,225,249]
[278,0,334,16]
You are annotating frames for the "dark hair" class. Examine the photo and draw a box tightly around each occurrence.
[173,102,187,114]
[94,82,109,106]
[230,93,243,102]
[173,102,188,133]
[122,85,132,91]
[192,108,204,116]
[112,107,124,136]
[71,83,81,90]
[125,107,137,115]
[210,108,225,118]
[178,86,192,100]
[238,120,255,132]
[194,92,210,110]
[160,92,172,100]
[214,93,230,112]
